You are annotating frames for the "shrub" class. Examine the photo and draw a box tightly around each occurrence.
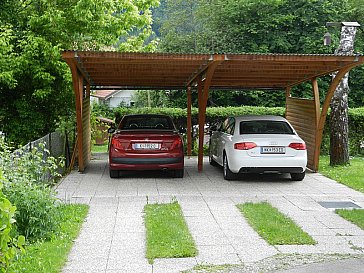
[0,139,62,241]
[0,173,25,272]
[0,139,63,186]
[3,182,59,241]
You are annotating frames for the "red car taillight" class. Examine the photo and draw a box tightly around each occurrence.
[170,137,182,150]
[289,142,306,150]
[234,142,257,150]
[111,138,124,150]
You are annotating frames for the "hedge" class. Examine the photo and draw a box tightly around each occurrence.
[112,106,364,156]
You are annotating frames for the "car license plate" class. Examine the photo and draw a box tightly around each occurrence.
[261,146,285,154]
[133,143,161,150]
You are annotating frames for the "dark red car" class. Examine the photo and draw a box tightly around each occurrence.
[108,114,185,178]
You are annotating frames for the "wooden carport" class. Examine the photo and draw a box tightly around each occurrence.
[62,51,364,172]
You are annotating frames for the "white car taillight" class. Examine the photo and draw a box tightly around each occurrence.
[288,142,306,150]
[234,142,257,150]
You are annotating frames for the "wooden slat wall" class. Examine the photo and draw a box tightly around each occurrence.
[82,93,91,168]
[286,97,317,170]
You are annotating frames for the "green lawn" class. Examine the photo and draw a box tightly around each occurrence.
[237,202,316,245]
[10,204,89,273]
[336,209,364,230]
[319,156,364,193]
[144,202,197,263]
[91,143,108,153]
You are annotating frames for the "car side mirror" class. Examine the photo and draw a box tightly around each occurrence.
[179,127,187,134]
[108,127,115,134]
[209,125,217,136]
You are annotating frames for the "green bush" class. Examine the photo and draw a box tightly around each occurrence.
[0,140,63,186]
[0,173,25,272]
[3,182,59,241]
[348,107,364,155]
[0,139,62,241]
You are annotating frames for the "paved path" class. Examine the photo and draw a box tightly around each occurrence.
[57,154,364,273]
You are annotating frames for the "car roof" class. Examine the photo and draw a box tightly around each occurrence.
[232,115,288,122]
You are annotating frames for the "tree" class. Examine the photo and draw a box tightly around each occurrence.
[155,0,364,107]
[330,25,359,166]
[158,0,200,53]
[0,0,159,144]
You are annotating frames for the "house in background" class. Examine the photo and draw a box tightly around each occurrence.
[91,90,135,108]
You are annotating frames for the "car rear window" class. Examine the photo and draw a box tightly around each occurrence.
[239,121,294,135]
[119,116,175,130]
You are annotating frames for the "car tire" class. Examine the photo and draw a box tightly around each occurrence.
[290,172,305,181]
[223,153,237,181]
[109,169,119,178]
[174,169,184,178]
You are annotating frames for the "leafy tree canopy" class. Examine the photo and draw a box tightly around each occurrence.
[152,0,363,108]
[0,0,159,144]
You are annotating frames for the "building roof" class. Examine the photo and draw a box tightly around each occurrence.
[91,90,122,100]
[62,51,364,91]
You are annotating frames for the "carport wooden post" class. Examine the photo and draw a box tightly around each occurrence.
[67,62,85,172]
[62,52,92,172]
[197,58,223,171]
[85,82,91,163]
[285,87,291,114]
[311,78,321,170]
[187,86,192,157]
[197,77,204,171]
[312,78,320,126]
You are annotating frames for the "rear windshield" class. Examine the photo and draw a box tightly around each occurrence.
[239,120,294,135]
[119,116,175,130]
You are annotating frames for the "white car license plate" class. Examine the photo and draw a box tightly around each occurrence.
[133,143,161,150]
[261,146,285,154]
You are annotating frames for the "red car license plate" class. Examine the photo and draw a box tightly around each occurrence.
[261,147,285,154]
[133,143,161,150]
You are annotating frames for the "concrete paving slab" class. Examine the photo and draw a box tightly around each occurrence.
[275,258,364,273]
[58,155,364,273]
[153,258,198,273]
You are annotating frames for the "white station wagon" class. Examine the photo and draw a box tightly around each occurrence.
[209,115,307,181]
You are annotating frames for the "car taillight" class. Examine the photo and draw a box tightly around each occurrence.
[234,142,257,150]
[170,138,182,150]
[289,142,306,150]
[111,138,123,150]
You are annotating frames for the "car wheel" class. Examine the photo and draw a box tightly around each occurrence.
[109,169,119,178]
[223,153,237,181]
[290,172,305,181]
[174,169,184,178]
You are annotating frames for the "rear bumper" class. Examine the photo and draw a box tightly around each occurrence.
[110,156,184,171]
[111,157,183,165]
[239,167,305,174]
[227,151,307,173]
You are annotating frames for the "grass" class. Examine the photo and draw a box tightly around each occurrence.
[144,201,197,263]
[10,204,89,273]
[237,202,316,245]
[91,143,108,153]
[336,209,364,230]
[319,156,364,193]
